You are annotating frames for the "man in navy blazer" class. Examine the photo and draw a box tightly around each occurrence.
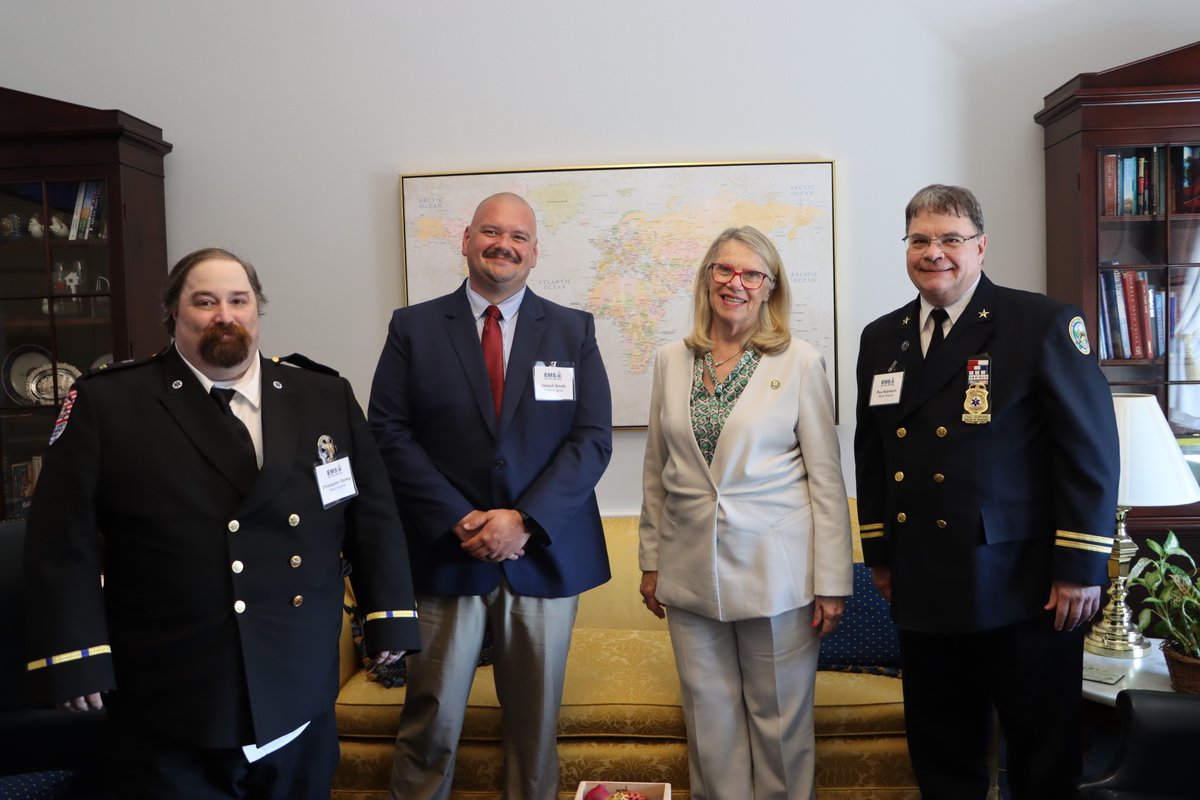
[855,185,1119,800]
[369,192,613,800]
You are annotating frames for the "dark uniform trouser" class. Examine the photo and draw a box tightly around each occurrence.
[898,613,1086,800]
[105,708,339,800]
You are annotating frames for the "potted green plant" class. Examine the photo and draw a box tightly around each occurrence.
[1128,531,1200,693]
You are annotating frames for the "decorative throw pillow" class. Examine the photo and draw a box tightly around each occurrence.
[817,563,902,676]
[345,605,494,688]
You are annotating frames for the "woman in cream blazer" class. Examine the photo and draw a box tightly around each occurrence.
[639,227,852,800]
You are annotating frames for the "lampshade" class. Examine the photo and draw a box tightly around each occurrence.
[1113,393,1200,507]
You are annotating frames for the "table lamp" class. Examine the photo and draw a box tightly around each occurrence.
[1084,393,1200,658]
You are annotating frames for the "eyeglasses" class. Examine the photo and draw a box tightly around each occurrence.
[708,263,772,290]
[902,233,981,252]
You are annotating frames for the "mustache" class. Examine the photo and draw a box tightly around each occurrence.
[482,246,520,264]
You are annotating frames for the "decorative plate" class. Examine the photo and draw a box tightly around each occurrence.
[25,361,82,405]
[2,345,53,405]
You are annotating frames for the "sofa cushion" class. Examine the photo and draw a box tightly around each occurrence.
[337,623,905,742]
[818,563,901,675]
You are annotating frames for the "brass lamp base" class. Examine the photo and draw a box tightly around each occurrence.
[1084,506,1150,659]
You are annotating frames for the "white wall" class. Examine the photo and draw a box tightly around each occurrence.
[1,1,1195,514]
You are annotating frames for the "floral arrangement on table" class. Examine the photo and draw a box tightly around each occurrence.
[1129,532,1200,691]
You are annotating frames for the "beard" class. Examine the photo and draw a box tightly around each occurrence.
[198,321,253,368]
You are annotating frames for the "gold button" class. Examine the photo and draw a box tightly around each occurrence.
[290,555,302,568]
[234,600,246,614]
[288,514,300,527]
[896,427,907,438]
[936,519,948,528]
[894,471,904,482]
[933,473,945,483]
[292,595,304,607]
[936,426,948,438]
[896,512,907,523]
[228,520,240,533]
[231,560,244,574]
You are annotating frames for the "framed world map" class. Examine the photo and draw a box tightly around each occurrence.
[400,161,837,428]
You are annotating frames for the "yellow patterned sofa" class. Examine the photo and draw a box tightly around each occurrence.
[332,514,918,800]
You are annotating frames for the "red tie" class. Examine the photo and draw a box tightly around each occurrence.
[482,305,504,417]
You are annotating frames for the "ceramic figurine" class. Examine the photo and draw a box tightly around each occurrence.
[49,214,69,238]
[28,213,43,238]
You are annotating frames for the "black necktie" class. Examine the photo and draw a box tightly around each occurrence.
[926,308,949,360]
[210,387,258,469]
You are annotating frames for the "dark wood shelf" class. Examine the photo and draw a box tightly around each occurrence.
[0,86,171,521]
[1037,40,1200,549]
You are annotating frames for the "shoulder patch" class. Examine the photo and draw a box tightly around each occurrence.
[48,389,78,445]
[1068,316,1091,355]
[271,353,339,376]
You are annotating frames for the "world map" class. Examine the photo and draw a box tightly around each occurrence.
[401,162,837,427]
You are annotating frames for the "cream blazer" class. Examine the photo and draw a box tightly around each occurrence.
[639,339,853,621]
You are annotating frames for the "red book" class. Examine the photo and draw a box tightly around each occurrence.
[1121,271,1146,359]
[1103,154,1119,216]
[1136,273,1154,357]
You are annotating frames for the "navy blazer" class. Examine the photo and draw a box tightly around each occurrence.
[854,274,1119,633]
[24,348,419,748]
[369,284,613,598]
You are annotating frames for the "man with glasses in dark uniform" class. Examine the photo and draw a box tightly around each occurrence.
[854,185,1119,800]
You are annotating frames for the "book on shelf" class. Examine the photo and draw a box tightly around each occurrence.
[1136,158,1147,216]
[1147,146,1156,215]
[1183,146,1200,213]
[67,182,87,240]
[1102,154,1118,216]
[82,183,103,239]
[1155,289,1167,356]
[1121,156,1137,215]
[1101,269,1129,359]
[1097,279,1112,359]
[1137,272,1154,358]
[76,182,101,240]
[1121,270,1145,359]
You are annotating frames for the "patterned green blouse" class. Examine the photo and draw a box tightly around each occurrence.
[690,350,761,465]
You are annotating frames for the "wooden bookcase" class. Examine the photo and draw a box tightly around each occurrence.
[1036,41,1200,550]
[0,87,172,521]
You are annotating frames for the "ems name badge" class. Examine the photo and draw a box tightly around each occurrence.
[963,357,991,424]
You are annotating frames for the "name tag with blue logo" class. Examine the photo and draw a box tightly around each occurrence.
[533,362,575,401]
[870,372,904,406]
[315,456,358,508]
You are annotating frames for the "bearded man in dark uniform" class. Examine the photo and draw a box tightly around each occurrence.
[24,247,419,798]
[855,185,1119,800]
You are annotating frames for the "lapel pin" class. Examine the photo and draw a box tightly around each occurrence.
[171,380,182,390]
